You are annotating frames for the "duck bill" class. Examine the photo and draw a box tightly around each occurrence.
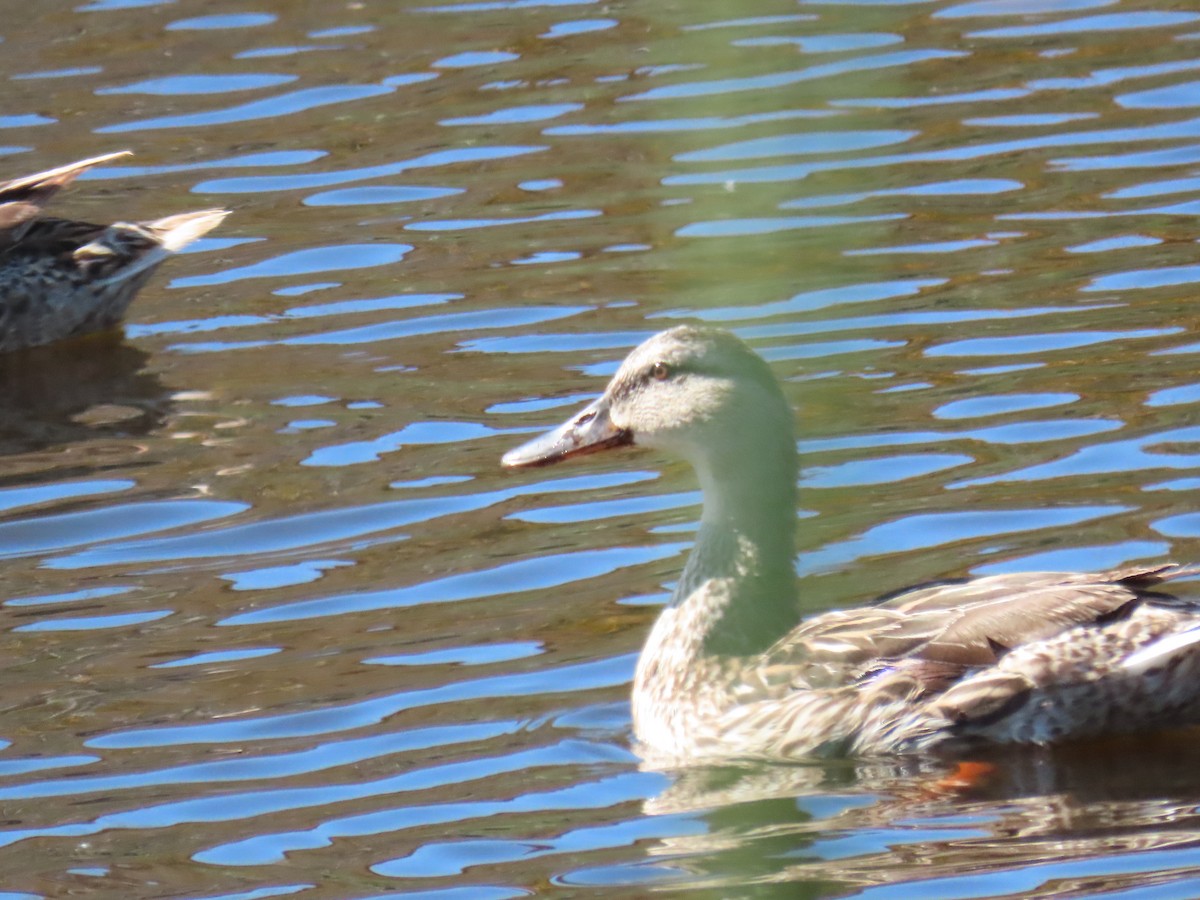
[502,396,632,468]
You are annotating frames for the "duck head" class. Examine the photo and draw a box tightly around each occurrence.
[502,325,791,475]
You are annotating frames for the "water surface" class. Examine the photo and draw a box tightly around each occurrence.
[6,0,1200,897]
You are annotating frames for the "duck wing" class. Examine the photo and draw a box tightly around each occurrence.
[0,151,130,234]
[1,217,108,258]
[771,563,1193,687]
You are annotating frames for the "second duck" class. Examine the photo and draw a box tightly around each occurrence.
[0,151,227,353]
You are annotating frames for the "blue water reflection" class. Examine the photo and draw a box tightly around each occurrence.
[8,0,1200,896]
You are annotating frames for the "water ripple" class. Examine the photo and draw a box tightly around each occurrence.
[11,0,1200,895]
[622,49,964,102]
[194,145,544,193]
[97,84,394,133]
[87,655,637,749]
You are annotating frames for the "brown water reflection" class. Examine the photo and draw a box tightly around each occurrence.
[7,0,1200,897]
[0,335,167,457]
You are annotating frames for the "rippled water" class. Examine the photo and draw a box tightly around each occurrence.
[7,0,1200,897]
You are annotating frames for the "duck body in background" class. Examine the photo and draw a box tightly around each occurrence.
[0,151,227,353]
[504,325,1200,763]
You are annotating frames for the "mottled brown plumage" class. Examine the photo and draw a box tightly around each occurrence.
[0,151,228,352]
[504,326,1200,763]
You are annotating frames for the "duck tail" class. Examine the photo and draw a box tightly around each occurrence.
[77,208,229,287]
[138,208,230,252]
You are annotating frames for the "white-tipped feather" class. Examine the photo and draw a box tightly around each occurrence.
[0,150,131,193]
[1121,626,1200,674]
[149,208,229,252]
[87,208,229,287]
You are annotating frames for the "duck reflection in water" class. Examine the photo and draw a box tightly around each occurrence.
[639,732,1200,895]
[504,326,1200,763]
[0,151,227,353]
[0,333,169,454]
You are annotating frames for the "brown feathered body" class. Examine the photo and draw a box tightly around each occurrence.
[0,152,227,352]
[637,564,1200,760]
[504,326,1200,763]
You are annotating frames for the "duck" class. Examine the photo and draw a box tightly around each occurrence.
[0,151,228,353]
[503,325,1200,762]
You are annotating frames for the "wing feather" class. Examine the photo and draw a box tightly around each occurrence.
[771,564,1195,684]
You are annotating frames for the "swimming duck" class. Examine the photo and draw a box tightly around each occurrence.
[0,151,227,353]
[503,325,1200,762]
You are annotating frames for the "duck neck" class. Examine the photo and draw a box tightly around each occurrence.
[643,432,799,672]
[691,443,799,655]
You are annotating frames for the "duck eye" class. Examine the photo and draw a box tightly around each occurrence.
[651,362,671,381]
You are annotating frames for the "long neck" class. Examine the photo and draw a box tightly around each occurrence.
[639,409,799,673]
[685,437,799,655]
